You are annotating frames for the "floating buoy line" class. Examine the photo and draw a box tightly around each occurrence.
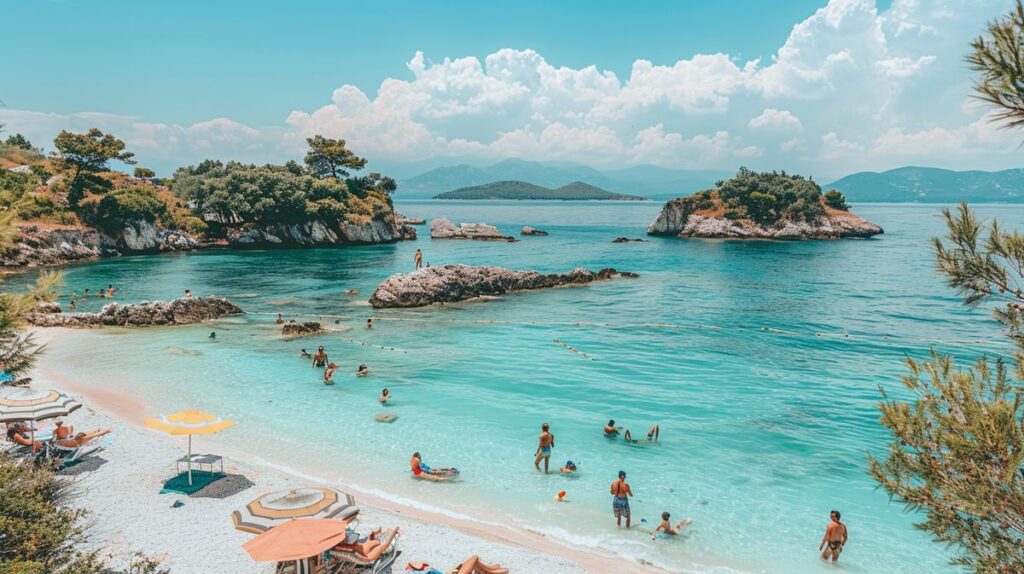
[247,311,1014,351]
[553,338,597,360]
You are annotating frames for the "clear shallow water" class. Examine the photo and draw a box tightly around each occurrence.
[18,200,1018,574]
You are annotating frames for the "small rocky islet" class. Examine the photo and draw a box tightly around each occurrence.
[647,168,883,240]
[369,264,639,308]
[26,296,243,328]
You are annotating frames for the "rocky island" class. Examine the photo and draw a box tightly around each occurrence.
[648,168,882,240]
[430,218,516,241]
[369,264,638,308]
[26,296,243,327]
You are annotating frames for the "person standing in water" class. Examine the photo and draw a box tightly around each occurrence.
[819,510,848,564]
[534,422,555,473]
[276,313,285,324]
[610,470,633,528]
[312,346,328,369]
[185,289,192,298]
[323,362,337,384]
[414,249,423,270]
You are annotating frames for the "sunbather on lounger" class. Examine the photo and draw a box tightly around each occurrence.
[450,555,509,574]
[6,422,42,452]
[55,428,111,448]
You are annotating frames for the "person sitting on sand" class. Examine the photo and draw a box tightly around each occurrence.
[560,460,577,474]
[604,419,621,436]
[652,511,692,540]
[356,364,369,377]
[623,424,660,444]
[312,346,328,368]
[300,348,311,359]
[6,422,42,452]
[324,362,337,384]
[276,313,284,324]
[379,388,390,404]
[55,428,111,448]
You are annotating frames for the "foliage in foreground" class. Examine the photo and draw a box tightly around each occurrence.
[968,0,1024,132]
[868,204,1024,572]
[0,452,168,574]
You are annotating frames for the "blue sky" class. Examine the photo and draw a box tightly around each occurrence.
[1,0,1019,179]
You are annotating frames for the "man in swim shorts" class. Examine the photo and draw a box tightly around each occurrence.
[819,510,848,563]
[534,422,555,473]
[610,470,633,527]
[312,346,328,369]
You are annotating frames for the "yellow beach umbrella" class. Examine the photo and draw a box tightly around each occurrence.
[146,409,234,485]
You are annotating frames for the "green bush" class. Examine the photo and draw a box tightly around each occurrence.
[823,189,849,211]
[714,168,826,225]
[78,186,169,233]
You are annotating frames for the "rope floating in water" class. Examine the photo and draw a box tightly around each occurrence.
[553,338,597,361]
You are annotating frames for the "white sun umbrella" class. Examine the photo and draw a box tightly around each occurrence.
[232,487,359,534]
[0,387,82,443]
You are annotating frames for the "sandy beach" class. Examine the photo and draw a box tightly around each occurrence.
[29,327,667,574]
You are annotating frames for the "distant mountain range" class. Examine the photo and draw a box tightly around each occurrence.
[398,160,1024,203]
[434,180,648,201]
[399,158,731,199]
[827,167,1024,203]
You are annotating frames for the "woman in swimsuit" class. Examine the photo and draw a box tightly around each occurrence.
[6,423,42,452]
[379,388,390,404]
[356,364,369,377]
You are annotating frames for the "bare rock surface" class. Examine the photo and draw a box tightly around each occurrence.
[430,218,516,241]
[281,321,324,337]
[27,296,242,327]
[648,200,882,240]
[521,226,549,236]
[369,264,637,308]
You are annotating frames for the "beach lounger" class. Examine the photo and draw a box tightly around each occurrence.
[328,527,400,574]
[41,438,106,467]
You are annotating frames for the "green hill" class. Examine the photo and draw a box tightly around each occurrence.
[827,166,1024,203]
[433,180,648,200]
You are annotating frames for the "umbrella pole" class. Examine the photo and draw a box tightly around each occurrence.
[188,434,193,485]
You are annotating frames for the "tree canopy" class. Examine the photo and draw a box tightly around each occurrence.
[303,135,367,179]
[51,129,136,208]
[968,0,1024,132]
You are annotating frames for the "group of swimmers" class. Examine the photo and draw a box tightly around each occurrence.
[300,345,370,385]
[5,420,112,453]
[67,284,117,309]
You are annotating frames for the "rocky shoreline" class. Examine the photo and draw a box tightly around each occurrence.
[3,216,415,268]
[369,264,638,308]
[647,200,883,240]
[429,218,516,242]
[26,296,243,327]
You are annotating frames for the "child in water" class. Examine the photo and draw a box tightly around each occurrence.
[652,511,692,539]
[560,460,577,474]
[379,388,390,404]
[356,364,369,377]
[323,362,337,384]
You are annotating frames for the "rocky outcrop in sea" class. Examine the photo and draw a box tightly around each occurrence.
[521,226,548,236]
[281,321,324,337]
[397,213,426,225]
[26,296,243,328]
[430,218,516,242]
[369,264,638,308]
[647,200,883,240]
[1,222,200,267]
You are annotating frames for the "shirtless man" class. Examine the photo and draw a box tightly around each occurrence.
[276,313,285,324]
[54,420,74,440]
[603,419,621,436]
[610,470,634,527]
[819,510,848,564]
[312,346,328,369]
[534,423,555,473]
[414,249,423,270]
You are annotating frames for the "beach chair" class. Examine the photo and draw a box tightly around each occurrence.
[327,527,400,574]
[41,438,105,468]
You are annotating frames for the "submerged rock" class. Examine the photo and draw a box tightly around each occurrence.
[26,296,243,328]
[369,264,638,308]
[521,226,549,236]
[281,321,324,337]
[429,218,516,242]
[612,237,647,243]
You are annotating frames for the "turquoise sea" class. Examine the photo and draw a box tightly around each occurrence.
[17,200,1019,574]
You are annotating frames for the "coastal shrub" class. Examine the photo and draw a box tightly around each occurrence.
[133,167,156,179]
[869,204,1024,572]
[78,186,169,233]
[713,168,826,225]
[51,129,136,209]
[823,190,848,211]
[0,453,168,574]
[3,133,34,150]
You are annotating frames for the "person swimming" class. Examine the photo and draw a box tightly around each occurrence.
[209,331,216,339]
[623,424,660,444]
[603,419,621,436]
[379,388,390,404]
[276,313,284,324]
[324,362,337,384]
[107,284,115,297]
[356,364,369,376]
[560,460,578,474]
[345,289,359,295]
[652,511,692,540]
[300,348,311,359]
[366,318,373,329]
[312,346,328,368]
